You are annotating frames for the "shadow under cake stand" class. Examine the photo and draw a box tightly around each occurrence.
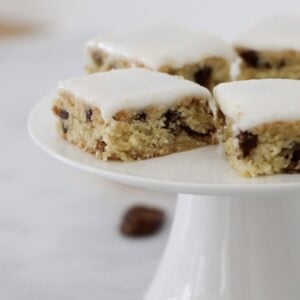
[28,97,300,300]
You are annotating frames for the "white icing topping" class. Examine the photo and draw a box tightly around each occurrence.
[59,68,211,121]
[234,15,300,51]
[86,24,235,70]
[214,79,300,131]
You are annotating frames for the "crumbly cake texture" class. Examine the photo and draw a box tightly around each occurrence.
[213,79,300,177]
[85,25,235,90]
[234,15,300,80]
[52,69,216,161]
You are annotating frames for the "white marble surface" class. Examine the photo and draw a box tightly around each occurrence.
[2,2,300,297]
[0,35,175,300]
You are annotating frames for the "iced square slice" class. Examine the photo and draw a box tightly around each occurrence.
[214,79,300,176]
[85,25,235,90]
[235,15,300,80]
[52,68,216,161]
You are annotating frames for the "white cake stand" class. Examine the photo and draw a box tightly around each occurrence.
[29,97,300,300]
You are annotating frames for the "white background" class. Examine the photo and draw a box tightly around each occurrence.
[1,0,300,37]
[0,0,300,299]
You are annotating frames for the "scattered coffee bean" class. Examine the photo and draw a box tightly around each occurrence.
[237,131,258,158]
[194,66,212,88]
[133,111,147,122]
[120,205,165,237]
[162,109,181,131]
[239,50,259,68]
[86,108,93,122]
[53,106,69,120]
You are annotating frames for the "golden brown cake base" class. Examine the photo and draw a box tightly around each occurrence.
[52,91,216,161]
[217,116,300,177]
[236,48,300,80]
[86,50,230,91]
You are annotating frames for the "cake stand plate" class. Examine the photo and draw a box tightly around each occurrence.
[28,97,300,300]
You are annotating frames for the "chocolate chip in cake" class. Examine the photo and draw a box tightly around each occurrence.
[285,144,300,173]
[132,111,147,122]
[60,110,69,120]
[86,108,93,122]
[53,106,69,120]
[237,131,258,158]
[96,139,106,151]
[277,60,286,69]
[162,109,181,131]
[239,50,259,68]
[194,66,212,88]
[181,125,213,138]
[120,205,165,237]
[262,62,271,69]
[292,148,300,161]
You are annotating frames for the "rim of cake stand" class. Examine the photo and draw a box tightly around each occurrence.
[28,96,300,196]
[29,128,300,196]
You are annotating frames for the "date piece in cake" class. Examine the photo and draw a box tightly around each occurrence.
[234,15,300,80]
[213,79,300,177]
[52,68,216,161]
[85,25,235,91]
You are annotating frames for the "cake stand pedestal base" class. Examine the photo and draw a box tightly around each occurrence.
[145,194,300,300]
